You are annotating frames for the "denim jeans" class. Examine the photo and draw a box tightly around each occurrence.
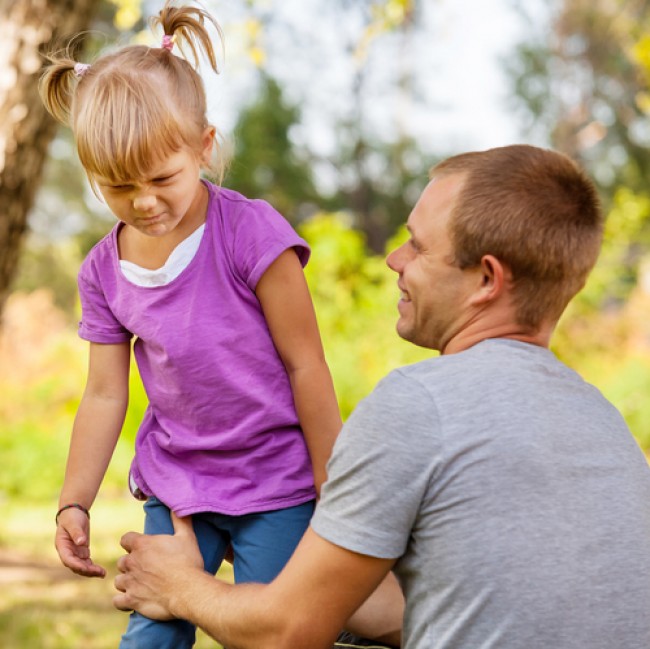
[119,496,315,648]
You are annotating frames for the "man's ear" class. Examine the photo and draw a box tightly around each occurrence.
[470,254,509,306]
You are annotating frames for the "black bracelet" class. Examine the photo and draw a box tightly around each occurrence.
[55,503,90,525]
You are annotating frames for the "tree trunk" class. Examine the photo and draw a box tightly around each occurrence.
[0,0,97,313]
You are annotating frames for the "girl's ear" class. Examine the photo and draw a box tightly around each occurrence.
[200,126,216,165]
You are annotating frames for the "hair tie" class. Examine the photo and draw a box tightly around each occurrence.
[162,34,175,51]
[74,62,91,78]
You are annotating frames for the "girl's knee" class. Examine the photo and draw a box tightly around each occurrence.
[120,612,196,649]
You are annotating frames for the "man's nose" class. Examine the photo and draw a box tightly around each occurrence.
[133,190,156,212]
[386,244,405,272]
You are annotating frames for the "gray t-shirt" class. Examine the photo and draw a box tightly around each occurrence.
[312,339,650,649]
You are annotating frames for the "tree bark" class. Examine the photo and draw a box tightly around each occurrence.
[0,0,98,313]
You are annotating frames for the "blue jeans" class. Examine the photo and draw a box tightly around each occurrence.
[119,497,315,648]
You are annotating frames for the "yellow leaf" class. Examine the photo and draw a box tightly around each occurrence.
[632,35,650,72]
[133,29,153,46]
[109,0,142,32]
[636,91,650,114]
[385,0,407,26]
[249,46,266,68]
[115,6,141,31]
[355,0,413,62]
[245,18,262,40]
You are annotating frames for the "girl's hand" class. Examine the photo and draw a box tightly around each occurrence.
[55,508,106,578]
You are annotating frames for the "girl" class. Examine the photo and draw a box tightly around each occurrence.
[40,3,342,647]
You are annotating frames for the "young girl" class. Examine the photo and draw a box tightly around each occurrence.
[40,3,342,647]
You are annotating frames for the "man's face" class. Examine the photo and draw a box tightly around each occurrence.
[386,174,478,352]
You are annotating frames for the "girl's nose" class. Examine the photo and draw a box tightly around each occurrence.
[132,190,156,212]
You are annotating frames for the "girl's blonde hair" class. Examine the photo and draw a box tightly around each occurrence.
[39,1,225,186]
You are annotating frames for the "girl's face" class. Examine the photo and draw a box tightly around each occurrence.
[95,131,213,238]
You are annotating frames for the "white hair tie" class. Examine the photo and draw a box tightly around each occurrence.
[74,62,91,78]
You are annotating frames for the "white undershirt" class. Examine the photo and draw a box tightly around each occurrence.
[119,224,205,287]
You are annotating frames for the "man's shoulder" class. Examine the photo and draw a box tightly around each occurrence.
[374,339,585,417]
[347,361,444,437]
[366,352,482,407]
[383,344,501,391]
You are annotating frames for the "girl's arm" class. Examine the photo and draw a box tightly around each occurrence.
[256,249,342,496]
[56,340,131,578]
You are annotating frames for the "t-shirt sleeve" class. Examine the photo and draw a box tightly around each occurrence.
[230,199,310,289]
[77,258,132,344]
[311,370,442,559]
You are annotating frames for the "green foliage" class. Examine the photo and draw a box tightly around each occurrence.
[2,212,649,510]
[0,291,138,502]
[506,0,650,319]
[585,356,650,452]
[589,188,650,305]
[122,363,149,445]
[508,0,650,199]
[554,297,650,454]
[0,214,648,649]
[224,74,320,221]
[12,240,83,314]
[0,500,223,649]
[300,214,431,418]
[328,132,432,252]
[557,187,650,318]
[2,215,425,506]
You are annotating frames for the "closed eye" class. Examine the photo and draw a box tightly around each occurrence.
[409,237,421,252]
[153,173,177,184]
[405,225,421,252]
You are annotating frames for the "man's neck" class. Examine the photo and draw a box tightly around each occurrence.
[441,321,554,355]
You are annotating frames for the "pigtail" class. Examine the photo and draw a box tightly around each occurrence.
[151,1,224,74]
[39,48,91,125]
[37,3,226,186]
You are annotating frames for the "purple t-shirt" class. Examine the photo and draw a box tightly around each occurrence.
[78,183,316,516]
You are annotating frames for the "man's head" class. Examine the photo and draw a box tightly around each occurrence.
[435,144,603,327]
[387,145,603,352]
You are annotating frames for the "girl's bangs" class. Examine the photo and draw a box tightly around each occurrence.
[74,76,195,184]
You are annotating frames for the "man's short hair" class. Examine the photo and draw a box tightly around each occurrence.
[431,145,603,328]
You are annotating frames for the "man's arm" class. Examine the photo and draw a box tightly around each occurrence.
[114,514,396,649]
[345,571,403,646]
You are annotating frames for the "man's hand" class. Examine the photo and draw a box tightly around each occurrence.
[113,513,204,620]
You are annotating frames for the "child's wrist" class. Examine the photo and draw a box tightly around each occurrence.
[55,503,90,525]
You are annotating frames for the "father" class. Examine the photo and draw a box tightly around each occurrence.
[114,145,650,649]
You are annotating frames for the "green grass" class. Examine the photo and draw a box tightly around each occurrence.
[0,499,230,648]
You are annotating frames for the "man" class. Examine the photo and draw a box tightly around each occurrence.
[114,145,650,649]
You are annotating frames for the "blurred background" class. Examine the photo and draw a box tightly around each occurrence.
[2,0,650,646]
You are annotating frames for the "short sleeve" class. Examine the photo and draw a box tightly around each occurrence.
[230,198,310,289]
[311,370,442,559]
[78,259,132,344]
